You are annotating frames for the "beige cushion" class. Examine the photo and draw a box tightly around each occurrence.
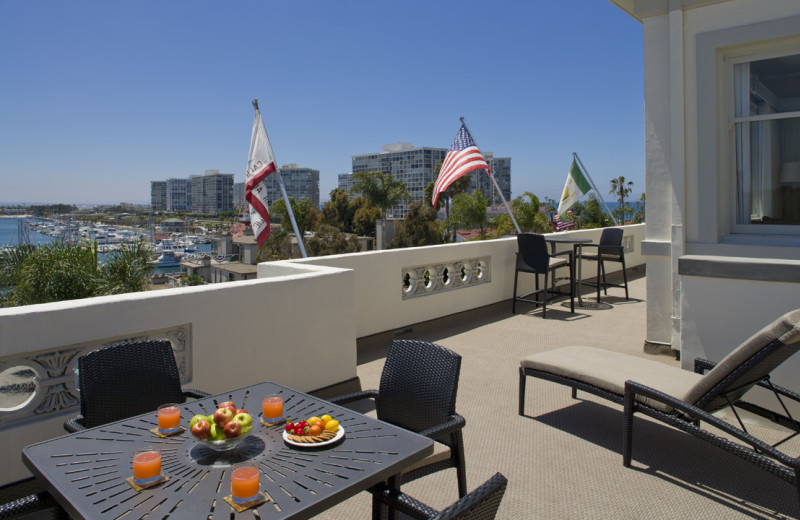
[401,441,451,474]
[521,346,703,412]
[680,308,800,406]
[549,257,567,268]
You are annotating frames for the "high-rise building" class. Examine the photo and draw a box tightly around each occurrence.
[264,165,320,208]
[190,170,235,215]
[150,181,167,211]
[469,153,511,206]
[351,143,511,218]
[351,143,448,218]
[166,178,192,212]
[337,173,355,196]
[233,182,246,211]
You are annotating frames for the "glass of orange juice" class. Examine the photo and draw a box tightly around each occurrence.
[231,462,260,504]
[262,395,283,426]
[157,403,181,434]
[133,448,162,486]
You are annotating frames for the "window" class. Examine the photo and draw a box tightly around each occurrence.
[731,51,800,231]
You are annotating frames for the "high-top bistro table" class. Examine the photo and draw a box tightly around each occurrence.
[23,382,434,520]
[544,236,592,307]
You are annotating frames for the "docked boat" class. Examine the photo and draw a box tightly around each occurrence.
[152,250,182,267]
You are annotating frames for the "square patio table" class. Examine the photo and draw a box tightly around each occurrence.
[22,381,434,519]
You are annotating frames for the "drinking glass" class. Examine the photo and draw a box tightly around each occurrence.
[132,448,162,485]
[231,462,260,504]
[261,395,284,426]
[157,403,181,434]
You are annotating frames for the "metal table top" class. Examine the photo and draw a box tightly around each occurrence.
[23,382,434,520]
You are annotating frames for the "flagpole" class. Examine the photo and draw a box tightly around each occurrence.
[460,116,521,234]
[253,100,308,258]
[572,152,618,226]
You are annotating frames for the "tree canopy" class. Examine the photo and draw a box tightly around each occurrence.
[349,171,409,218]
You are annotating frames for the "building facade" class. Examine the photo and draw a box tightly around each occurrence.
[150,181,167,211]
[351,142,510,218]
[234,182,246,211]
[264,165,320,208]
[190,170,235,215]
[166,178,191,212]
[611,0,800,388]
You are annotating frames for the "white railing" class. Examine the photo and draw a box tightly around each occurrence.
[0,224,645,485]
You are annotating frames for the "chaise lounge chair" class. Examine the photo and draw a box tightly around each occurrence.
[518,309,800,504]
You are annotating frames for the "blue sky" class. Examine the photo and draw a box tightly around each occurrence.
[0,1,644,206]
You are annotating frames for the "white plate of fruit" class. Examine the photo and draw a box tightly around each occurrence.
[282,415,344,448]
[189,401,254,451]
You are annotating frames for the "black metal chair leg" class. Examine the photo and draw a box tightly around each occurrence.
[519,367,526,415]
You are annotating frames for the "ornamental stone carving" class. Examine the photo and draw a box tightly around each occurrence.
[0,324,192,430]
[401,256,490,299]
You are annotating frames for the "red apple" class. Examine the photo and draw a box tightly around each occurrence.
[219,401,237,412]
[235,409,248,415]
[223,419,242,438]
[213,407,234,427]
[191,419,211,440]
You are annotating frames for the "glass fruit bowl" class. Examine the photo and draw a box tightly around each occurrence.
[193,430,252,452]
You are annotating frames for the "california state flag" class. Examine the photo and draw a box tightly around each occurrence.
[246,103,277,248]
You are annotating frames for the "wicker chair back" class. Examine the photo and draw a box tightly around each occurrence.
[376,339,461,436]
[515,233,550,273]
[78,340,187,428]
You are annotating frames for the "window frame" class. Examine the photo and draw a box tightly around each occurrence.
[695,15,800,250]
[725,44,800,235]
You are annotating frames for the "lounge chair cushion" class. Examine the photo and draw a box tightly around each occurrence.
[521,346,703,413]
[680,308,800,407]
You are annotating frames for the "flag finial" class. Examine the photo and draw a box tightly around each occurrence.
[252,99,259,110]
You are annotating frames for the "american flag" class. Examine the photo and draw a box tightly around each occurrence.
[555,210,575,231]
[432,123,490,207]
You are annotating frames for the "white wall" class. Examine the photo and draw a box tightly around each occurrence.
[634,0,800,354]
[288,226,645,339]
[0,262,356,485]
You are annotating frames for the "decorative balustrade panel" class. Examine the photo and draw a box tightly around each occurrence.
[0,324,191,430]
[401,256,491,299]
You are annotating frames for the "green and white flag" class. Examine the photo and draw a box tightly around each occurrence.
[557,159,592,216]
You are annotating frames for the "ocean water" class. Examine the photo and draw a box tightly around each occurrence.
[0,217,212,275]
[0,217,58,246]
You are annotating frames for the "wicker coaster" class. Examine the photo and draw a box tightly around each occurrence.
[150,426,186,438]
[126,474,169,491]
[223,492,269,512]
[260,417,283,427]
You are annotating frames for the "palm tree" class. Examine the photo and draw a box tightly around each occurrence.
[446,190,489,240]
[350,171,410,218]
[609,176,634,222]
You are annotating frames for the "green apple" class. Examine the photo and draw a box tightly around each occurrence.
[189,414,207,430]
[233,412,253,434]
[209,423,226,441]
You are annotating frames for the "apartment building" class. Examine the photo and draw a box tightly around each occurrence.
[350,142,511,218]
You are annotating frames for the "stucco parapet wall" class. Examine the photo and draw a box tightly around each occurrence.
[679,255,800,283]
[609,0,729,20]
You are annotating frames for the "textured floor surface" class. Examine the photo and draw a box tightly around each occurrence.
[315,272,800,519]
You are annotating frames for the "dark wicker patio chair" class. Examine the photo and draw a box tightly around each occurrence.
[64,340,210,432]
[579,227,628,301]
[519,308,800,505]
[374,472,507,520]
[329,339,467,500]
[0,491,67,519]
[512,233,574,317]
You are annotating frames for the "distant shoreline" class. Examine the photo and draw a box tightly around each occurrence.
[0,215,32,219]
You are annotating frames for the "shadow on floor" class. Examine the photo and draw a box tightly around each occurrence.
[525,399,800,519]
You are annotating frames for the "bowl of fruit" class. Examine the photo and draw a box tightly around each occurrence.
[189,401,255,452]
[282,415,343,448]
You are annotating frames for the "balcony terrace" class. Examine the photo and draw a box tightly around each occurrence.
[1,224,798,518]
[321,272,799,519]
